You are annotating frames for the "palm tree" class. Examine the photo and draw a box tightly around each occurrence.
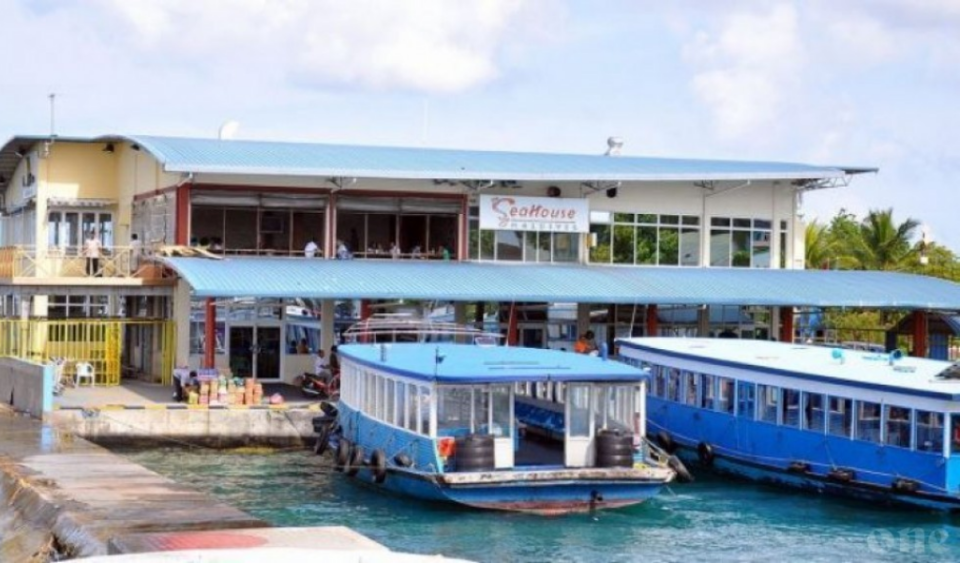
[850,208,920,271]
[804,221,835,269]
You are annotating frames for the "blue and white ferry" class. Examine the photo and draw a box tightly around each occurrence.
[313,342,678,514]
[618,337,960,510]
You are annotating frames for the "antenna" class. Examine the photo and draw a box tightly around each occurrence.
[218,120,240,140]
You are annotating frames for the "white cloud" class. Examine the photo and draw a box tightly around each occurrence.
[682,4,804,140]
[97,0,543,93]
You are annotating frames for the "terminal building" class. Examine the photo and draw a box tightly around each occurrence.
[1,133,958,387]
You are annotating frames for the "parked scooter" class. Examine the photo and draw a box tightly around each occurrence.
[299,370,340,400]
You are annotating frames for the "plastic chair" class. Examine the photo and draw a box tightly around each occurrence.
[75,362,95,387]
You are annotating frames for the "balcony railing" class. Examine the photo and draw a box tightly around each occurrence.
[0,245,173,280]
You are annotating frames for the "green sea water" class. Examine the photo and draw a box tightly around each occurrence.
[120,447,960,563]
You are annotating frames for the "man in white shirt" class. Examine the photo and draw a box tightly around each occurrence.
[304,238,319,258]
[130,233,142,272]
[84,231,102,277]
[314,349,332,381]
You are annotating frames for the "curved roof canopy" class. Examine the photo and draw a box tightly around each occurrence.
[162,257,960,309]
[109,134,872,182]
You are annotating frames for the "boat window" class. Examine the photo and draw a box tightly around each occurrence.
[855,401,882,443]
[437,387,473,437]
[385,379,396,426]
[406,384,418,432]
[952,414,960,456]
[650,366,664,398]
[684,371,699,407]
[736,381,755,419]
[915,410,943,454]
[419,386,432,435]
[827,396,853,438]
[781,389,801,428]
[568,385,591,437]
[757,384,779,424]
[396,382,407,429]
[554,382,566,404]
[699,374,715,410]
[716,377,734,414]
[667,369,681,402]
[596,385,633,433]
[802,393,826,432]
[364,371,375,414]
[490,385,511,437]
[884,405,912,449]
[473,387,490,434]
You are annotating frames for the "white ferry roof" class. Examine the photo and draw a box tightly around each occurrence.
[339,343,647,384]
[618,337,960,401]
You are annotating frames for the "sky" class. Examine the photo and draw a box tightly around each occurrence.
[1,0,958,252]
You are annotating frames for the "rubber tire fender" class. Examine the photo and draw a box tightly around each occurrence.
[314,424,332,456]
[697,442,715,467]
[369,449,387,484]
[656,431,677,454]
[346,444,364,477]
[335,439,351,472]
[668,455,694,483]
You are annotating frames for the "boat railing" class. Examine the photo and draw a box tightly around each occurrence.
[342,315,504,345]
[641,437,673,468]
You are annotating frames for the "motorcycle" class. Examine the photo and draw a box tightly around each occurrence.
[298,370,340,400]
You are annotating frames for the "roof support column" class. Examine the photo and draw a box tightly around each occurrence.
[173,280,191,369]
[474,301,486,329]
[507,302,518,346]
[576,303,591,342]
[697,306,710,337]
[175,183,191,245]
[779,306,794,343]
[912,310,928,358]
[320,300,336,354]
[646,305,659,337]
[203,298,216,369]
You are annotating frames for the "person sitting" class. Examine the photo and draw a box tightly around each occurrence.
[314,349,331,382]
[304,238,319,258]
[336,240,351,260]
[390,241,401,260]
[296,338,309,354]
[574,330,598,354]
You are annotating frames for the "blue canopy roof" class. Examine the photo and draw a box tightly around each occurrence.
[112,135,864,182]
[338,343,646,384]
[162,257,960,309]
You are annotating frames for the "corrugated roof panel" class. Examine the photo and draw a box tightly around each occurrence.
[160,258,960,309]
[120,135,856,182]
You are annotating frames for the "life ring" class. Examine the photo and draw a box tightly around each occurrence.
[335,439,351,472]
[697,442,715,467]
[347,444,364,477]
[369,449,387,484]
[314,424,332,456]
[656,431,677,454]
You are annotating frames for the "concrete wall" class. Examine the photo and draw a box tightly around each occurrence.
[50,408,317,448]
[0,357,53,418]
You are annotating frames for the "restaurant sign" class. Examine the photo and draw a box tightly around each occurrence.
[478,195,589,233]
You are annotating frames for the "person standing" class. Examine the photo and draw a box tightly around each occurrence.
[390,241,401,260]
[84,230,102,277]
[130,233,142,273]
[304,238,319,258]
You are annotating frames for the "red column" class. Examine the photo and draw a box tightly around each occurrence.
[204,298,216,369]
[646,305,659,337]
[912,311,928,358]
[507,302,519,346]
[779,307,794,343]
[175,183,191,245]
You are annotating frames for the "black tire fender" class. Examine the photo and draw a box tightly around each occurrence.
[335,439,351,471]
[314,424,332,456]
[697,442,715,466]
[370,449,387,484]
[347,444,364,477]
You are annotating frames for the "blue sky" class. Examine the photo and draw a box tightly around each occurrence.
[2,0,958,252]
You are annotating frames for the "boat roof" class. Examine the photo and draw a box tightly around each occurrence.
[338,343,648,384]
[617,337,960,401]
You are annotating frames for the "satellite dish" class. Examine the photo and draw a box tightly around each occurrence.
[218,121,240,140]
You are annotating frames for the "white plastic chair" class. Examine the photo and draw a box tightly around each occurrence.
[75,362,95,387]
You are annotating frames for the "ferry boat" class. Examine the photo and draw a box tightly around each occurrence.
[312,342,679,514]
[617,337,960,510]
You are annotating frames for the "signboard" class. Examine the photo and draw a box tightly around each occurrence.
[478,195,589,233]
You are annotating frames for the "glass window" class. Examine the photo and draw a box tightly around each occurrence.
[828,396,853,438]
[651,366,666,398]
[437,387,473,435]
[781,389,801,428]
[757,384,779,423]
[404,384,417,431]
[680,228,700,266]
[803,393,826,432]
[699,374,715,409]
[658,227,679,266]
[495,231,523,261]
[636,226,657,265]
[490,385,511,437]
[952,414,960,456]
[915,410,943,453]
[419,386,432,435]
[568,385,591,437]
[884,405,911,449]
[684,371,699,406]
[710,229,730,267]
[716,377,734,414]
[736,381,755,419]
[856,401,882,443]
[553,232,577,262]
[385,379,396,425]
[473,387,490,434]
[613,224,634,264]
[667,368,681,402]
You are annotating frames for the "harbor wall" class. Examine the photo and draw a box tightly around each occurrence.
[49,407,317,448]
[0,357,53,419]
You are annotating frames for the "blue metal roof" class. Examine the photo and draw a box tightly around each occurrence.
[618,337,960,401]
[111,135,862,182]
[339,343,646,384]
[161,257,960,309]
